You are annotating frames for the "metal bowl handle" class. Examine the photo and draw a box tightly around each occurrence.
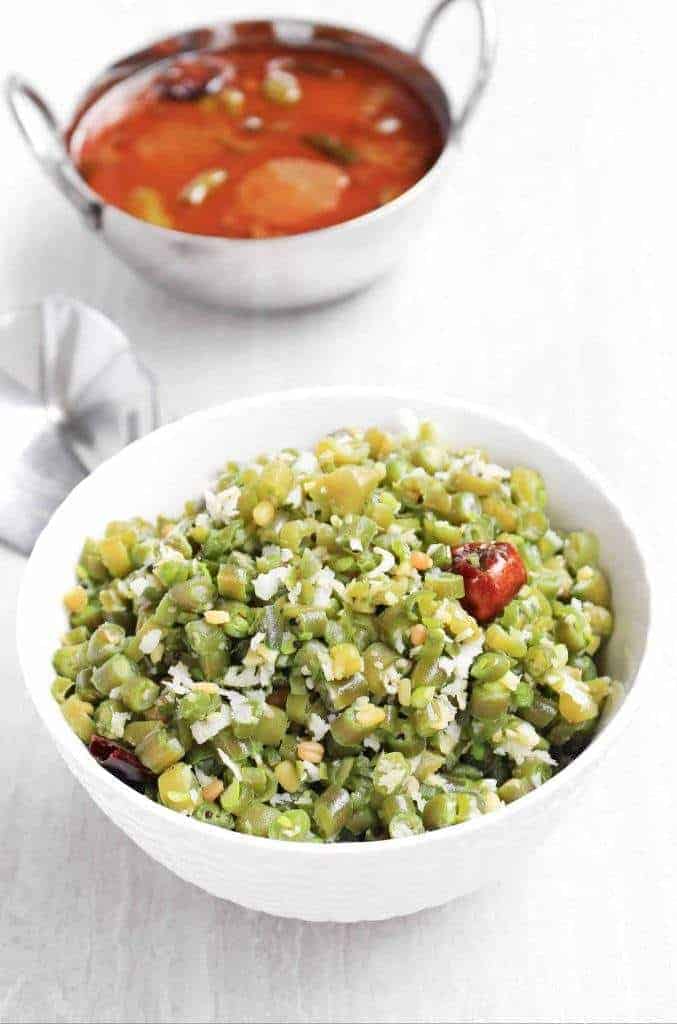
[414,0,497,134]
[4,74,102,230]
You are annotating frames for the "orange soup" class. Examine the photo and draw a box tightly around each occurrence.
[71,47,444,238]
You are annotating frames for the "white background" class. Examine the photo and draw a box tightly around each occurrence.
[1,2,675,1022]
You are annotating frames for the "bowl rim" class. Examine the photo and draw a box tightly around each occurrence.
[17,385,653,857]
[65,14,456,246]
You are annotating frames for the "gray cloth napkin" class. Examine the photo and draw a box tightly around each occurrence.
[0,296,158,554]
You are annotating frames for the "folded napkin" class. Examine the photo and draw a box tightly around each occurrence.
[0,296,158,553]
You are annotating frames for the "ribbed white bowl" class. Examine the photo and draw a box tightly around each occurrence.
[17,387,651,921]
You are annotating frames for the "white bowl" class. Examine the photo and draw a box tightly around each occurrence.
[17,387,651,922]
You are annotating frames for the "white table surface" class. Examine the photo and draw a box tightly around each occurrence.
[1,1,675,1021]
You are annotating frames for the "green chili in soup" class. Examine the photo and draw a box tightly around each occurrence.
[70,47,444,238]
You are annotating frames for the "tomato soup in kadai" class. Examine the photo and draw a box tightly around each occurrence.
[70,47,444,238]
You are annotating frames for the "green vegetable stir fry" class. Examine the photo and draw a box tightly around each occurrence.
[53,416,622,842]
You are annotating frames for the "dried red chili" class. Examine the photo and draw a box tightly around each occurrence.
[451,542,527,623]
[89,734,151,790]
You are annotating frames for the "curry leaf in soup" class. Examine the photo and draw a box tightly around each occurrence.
[302,134,359,166]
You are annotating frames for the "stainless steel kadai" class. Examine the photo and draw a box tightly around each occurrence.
[4,0,496,310]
